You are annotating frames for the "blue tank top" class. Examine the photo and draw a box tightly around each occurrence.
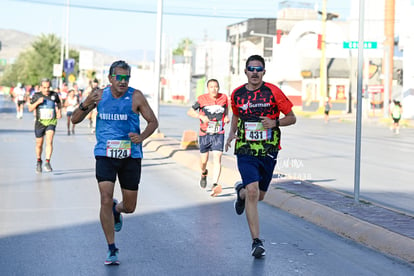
[94,86,142,158]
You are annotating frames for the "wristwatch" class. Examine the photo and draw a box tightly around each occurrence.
[275,118,280,128]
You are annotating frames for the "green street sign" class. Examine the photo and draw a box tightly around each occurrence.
[343,41,378,49]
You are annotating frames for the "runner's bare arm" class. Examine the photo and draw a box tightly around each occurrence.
[280,111,296,126]
[28,97,43,112]
[128,89,158,144]
[225,113,239,151]
[187,107,208,123]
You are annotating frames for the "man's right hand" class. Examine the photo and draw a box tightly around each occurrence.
[84,88,102,107]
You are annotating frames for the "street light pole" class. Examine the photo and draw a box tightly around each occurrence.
[354,0,366,203]
[154,0,163,133]
[65,0,70,60]
[59,6,65,88]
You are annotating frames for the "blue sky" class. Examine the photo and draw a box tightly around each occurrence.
[0,0,365,54]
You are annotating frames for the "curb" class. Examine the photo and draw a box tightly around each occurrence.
[144,136,414,264]
[264,188,414,263]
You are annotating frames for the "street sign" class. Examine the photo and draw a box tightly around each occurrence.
[64,58,75,73]
[343,41,378,49]
[68,74,76,83]
[53,64,62,77]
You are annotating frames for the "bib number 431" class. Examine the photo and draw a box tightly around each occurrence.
[244,122,269,141]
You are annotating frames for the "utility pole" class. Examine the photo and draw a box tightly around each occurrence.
[319,0,327,104]
[59,6,65,88]
[383,0,395,118]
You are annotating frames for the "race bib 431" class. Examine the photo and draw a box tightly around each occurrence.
[244,122,270,141]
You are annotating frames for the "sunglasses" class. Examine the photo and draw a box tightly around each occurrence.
[247,66,264,72]
[112,74,131,82]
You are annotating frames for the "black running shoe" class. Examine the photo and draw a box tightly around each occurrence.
[200,169,208,189]
[36,161,42,173]
[251,238,266,258]
[234,182,245,215]
[44,162,53,172]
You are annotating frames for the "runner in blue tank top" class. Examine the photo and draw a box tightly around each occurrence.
[71,60,158,265]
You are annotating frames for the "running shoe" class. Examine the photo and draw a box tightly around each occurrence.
[251,238,266,258]
[113,199,123,232]
[36,161,42,173]
[200,169,208,189]
[210,183,222,197]
[44,162,53,172]
[234,182,245,215]
[104,248,120,265]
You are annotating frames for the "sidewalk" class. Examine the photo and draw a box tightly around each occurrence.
[295,108,414,128]
[143,136,414,264]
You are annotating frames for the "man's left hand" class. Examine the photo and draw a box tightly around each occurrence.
[128,132,142,144]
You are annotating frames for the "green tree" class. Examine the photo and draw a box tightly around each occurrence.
[0,34,79,86]
[172,38,193,56]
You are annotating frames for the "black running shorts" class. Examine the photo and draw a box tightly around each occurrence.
[95,156,141,191]
[34,125,56,138]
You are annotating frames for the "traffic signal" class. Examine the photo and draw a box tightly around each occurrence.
[397,69,403,85]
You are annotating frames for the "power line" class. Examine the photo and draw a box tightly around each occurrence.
[15,0,252,19]
[14,0,395,23]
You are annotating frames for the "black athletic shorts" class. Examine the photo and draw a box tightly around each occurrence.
[95,156,141,191]
[34,125,56,138]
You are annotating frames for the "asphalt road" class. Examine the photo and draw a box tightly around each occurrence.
[0,96,413,275]
[158,104,414,215]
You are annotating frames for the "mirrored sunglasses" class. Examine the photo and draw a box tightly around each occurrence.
[112,74,131,82]
[247,66,264,72]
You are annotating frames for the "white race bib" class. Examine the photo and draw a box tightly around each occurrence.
[245,122,270,141]
[39,108,54,120]
[106,140,131,159]
[206,121,223,134]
